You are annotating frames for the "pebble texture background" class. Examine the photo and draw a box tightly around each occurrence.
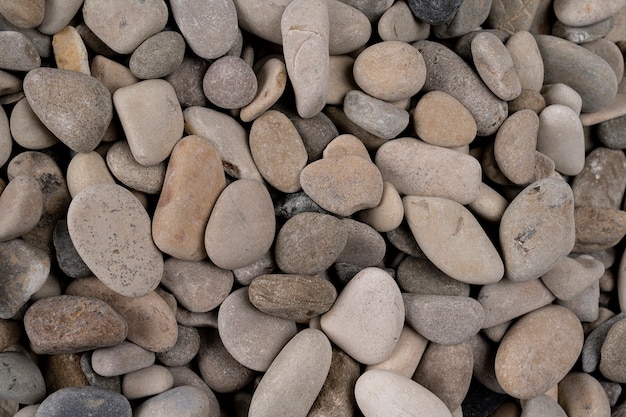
[1,0,626,416]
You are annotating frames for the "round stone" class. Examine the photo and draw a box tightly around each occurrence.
[35,386,131,417]
[203,56,257,109]
[397,256,470,296]
[0,31,40,71]
[105,141,166,194]
[133,386,214,417]
[471,32,521,101]
[122,365,173,400]
[328,0,371,55]
[10,98,58,150]
[553,0,626,27]
[558,372,612,417]
[505,31,543,92]
[494,109,539,185]
[357,181,404,233]
[129,31,185,79]
[413,91,477,147]
[336,218,386,267]
[378,1,430,42]
[156,325,201,367]
[0,352,45,404]
[0,175,43,241]
[240,58,287,122]
[537,104,585,176]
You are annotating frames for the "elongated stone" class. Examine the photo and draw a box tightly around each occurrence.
[343,90,409,139]
[0,175,42,241]
[105,141,165,194]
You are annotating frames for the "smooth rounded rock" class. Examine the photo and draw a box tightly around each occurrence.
[572,147,626,209]
[541,255,604,300]
[0,31,40,71]
[10,97,57,150]
[105,141,166,194]
[558,372,611,417]
[320,267,404,365]
[521,394,567,417]
[35,386,131,417]
[129,31,185,79]
[122,365,173,400]
[495,305,584,399]
[494,109,539,185]
[52,25,89,75]
[343,90,409,139]
[554,0,626,27]
[0,352,45,404]
[91,55,139,94]
[599,319,626,382]
[38,0,83,34]
[327,0,371,55]
[573,206,626,253]
[203,56,257,110]
[413,91,476,147]
[336,218,386,267]
[0,0,44,28]
[537,104,585,176]
[133,385,216,417]
[433,0,492,39]
[378,0,430,42]
[91,342,154,378]
[472,32,521,101]
[156,325,200,367]
[0,175,42,241]
[366,325,427,377]
[67,184,163,297]
[397,256,470,296]
[165,55,209,108]
[541,82,583,114]
[240,58,287,122]
[357,181,404,232]
[66,152,115,198]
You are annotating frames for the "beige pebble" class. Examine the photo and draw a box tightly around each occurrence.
[557,279,599,322]
[580,93,626,126]
[0,175,42,242]
[327,55,358,106]
[122,365,173,400]
[91,341,155,377]
[472,32,521,101]
[52,26,89,75]
[573,206,626,253]
[327,0,371,55]
[494,109,539,186]
[541,83,583,114]
[558,372,611,417]
[105,141,166,194]
[38,0,83,34]
[336,218,386,267]
[554,0,626,27]
[0,0,44,28]
[66,152,115,198]
[357,181,404,232]
[91,55,139,94]
[10,98,58,150]
[521,394,567,417]
[541,255,605,301]
[537,104,585,176]
[467,182,509,223]
[378,1,430,42]
[506,31,544,92]
[322,134,371,161]
[240,58,287,122]
[153,136,225,261]
[508,89,547,114]
[365,325,427,378]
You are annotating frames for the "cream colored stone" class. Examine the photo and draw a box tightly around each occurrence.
[365,325,427,378]
[358,181,404,232]
[66,152,115,198]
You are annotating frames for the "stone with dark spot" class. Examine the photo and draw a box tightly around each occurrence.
[53,220,91,278]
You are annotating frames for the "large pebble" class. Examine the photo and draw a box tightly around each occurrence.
[156,325,200,367]
[67,184,162,297]
[414,40,507,135]
[204,179,275,270]
[0,175,42,241]
[494,109,538,185]
[153,136,225,261]
[495,305,583,399]
[343,90,409,139]
[38,0,83,35]
[320,267,404,365]
[558,372,611,417]
[281,0,329,118]
[52,26,89,75]
[0,0,44,28]
[240,58,287,122]
[376,138,481,204]
[23,68,111,153]
[357,181,404,232]
[113,79,183,166]
[328,0,371,54]
[66,277,178,353]
[105,141,165,194]
[535,35,617,113]
[404,196,504,285]
[336,218,386,267]
[499,177,575,282]
[82,0,168,54]
[366,325,427,377]
[0,31,40,71]
[249,329,331,417]
[129,31,185,80]
[91,55,139,94]
[0,352,45,404]
[24,295,128,354]
[553,0,626,27]
[275,212,347,275]
[35,386,131,417]
[248,274,337,322]
[472,32,521,101]
[356,369,452,416]
[218,287,297,372]
[537,104,585,176]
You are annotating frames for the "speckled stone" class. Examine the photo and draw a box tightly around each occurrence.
[597,114,626,149]
[165,55,209,108]
[558,372,611,417]
[574,206,626,253]
[488,0,541,34]
[105,141,165,194]
[0,31,40,71]
[0,352,45,404]
[598,318,626,382]
[91,341,155,377]
[472,31,521,101]
[0,175,42,241]
[129,31,185,80]
[378,1,430,42]
[23,68,112,153]
[494,109,539,185]
[413,91,476,147]
[203,56,257,110]
[327,0,371,54]
[572,147,626,209]
[42,353,89,393]
[553,0,626,27]
[155,325,200,367]
[90,55,139,94]
[37,386,131,417]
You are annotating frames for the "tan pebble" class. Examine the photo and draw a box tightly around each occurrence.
[153,136,225,261]
[327,0,371,55]
[521,394,566,417]
[467,182,508,223]
[573,206,626,253]
[571,147,626,210]
[322,134,371,161]
[91,55,139,94]
[327,55,358,106]
[541,83,583,114]
[581,93,626,126]
[413,91,477,148]
[39,0,83,35]
[495,305,583,399]
[537,104,585,176]
[599,318,626,382]
[541,255,605,301]
[558,372,611,417]
[122,365,173,400]
[494,109,539,185]
[507,89,547,114]
[365,325,427,378]
[472,32,522,101]
[10,98,58,150]
[52,26,90,75]
[358,181,403,232]
[378,1,430,43]
[91,341,155,377]
[240,58,287,122]
[0,175,42,242]
[105,141,166,194]
[0,107,11,168]
[0,0,44,28]
[66,152,115,198]
[336,218,385,267]
[506,31,544,92]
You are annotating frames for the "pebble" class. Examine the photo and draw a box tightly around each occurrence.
[129,31,185,80]
[0,31,40,71]
[326,55,357,106]
[553,0,626,27]
[0,0,44,28]
[582,312,626,372]
[52,220,91,278]
[378,1,430,42]
[413,91,477,147]
[0,70,21,97]
[408,0,462,25]
[122,365,173,400]
[404,195,504,284]
[133,386,214,417]
[553,17,614,43]
[82,0,168,54]
[65,277,178,353]
[343,90,410,139]
[0,320,20,352]
[203,56,257,110]
[325,105,386,150]
[249,329,332,417]
[433,0,493,39]
[597,114,626,149]
[413,340,473,412]
[113,79,183,166]
[301,153,383,216]
[537,104,585,175]
[541,83,583,114]
[91,341,155,377]
[170,0,238,60]
[495,305,583,399]
[281,0,329,118]
[35,386,131,417]
[541,255,604,300]
[274,191,328,219]
[521,394,567,417]
[328,0,372,55]
[335,219,384,267]
[506,31,544,92]
[320,267,404,365]
[599,318,626,382]
[494,109,539,185]
[558,372,611,417]
[365,325,426,377]
[574,206,626,253]
[167,366,217,404]
[155,325,200,367]
[0,352,45,404]
[153,136,225,261]
[240,58,287,122]
[582,38,625,89]
[24,295,128,354]
[90,55,139,94]
[357,181,404,232]
[487,0,540,33]
[197,328,256,393]
[205,179,275,270]
[376,137,481,204]
[232,251,275,286]
[52,26,89,75]
[165,55,209,108]
[397,256,470,296]
[535,35,617,113]
[572,147,626,209]
[414,40,507,136]
[0,175,42,241]
[218,287,297,372]
[248,274,337,322]
[67,184,162,297]
[66,152,115,198]
[176,309,218,329]
[249,110,307,192]
[470,333,506,394]
[23,68,111,153]
[39,0,83,35]
[42,356,89,401]
[508,88,547,114]
[278,103,339,160]
[322,133,371,161]
[105,141,165,194]
[468,182,509,223]
[471,32,522,101]
[355,369,452,416]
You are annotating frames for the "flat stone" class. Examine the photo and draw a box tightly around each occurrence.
[67,184,162,297]
[90,342,154,378]
[197,328,256,393]
[414,40,507,135]
[248,274,337,322]
[66,277,178,353]
[506,31,544,92]
[553,17,614,43]
[412,340,473,412]
[155,325,200,367]
[343,90,410,139]
[335,218,386,267]
[433,0,493,39]
[275,212,347,275]
[378,1,430,42]
[281,0,329,118]
[24,295,128,354]
[113,79,183,166]
[0,175,42,241]
[52,26,89,75]
[356,369,452,416]
[553,0,626,27]
[129,31,185,79]
[572,147,626,209]
[301,153,383,216]
[537,104,585,175]
[487,0,541,33]
[404,195,504,285]
[249,329,332,417]
[494,109,539,185]
[0,352,45,404]
[38,0,83,35]
[376,138,481,204]
[165,55,209,108]
[240,58,287,122]
[24,68,111,152]
[320,267,404,365]
[472,32,521,101]
[35,386,131,417]
[536,35,617,113]
[82,0,168,54]
[541,255,604,300]
[203,56,257,110]
[170,0,238,59]
[0,31,40,71]
[133,386,215,417]
[478,278,556,328]
[558,372,611,417]
[105,141,165,194]
[574,206,626,253]
[495,305,583,399]
[218,287,297,372]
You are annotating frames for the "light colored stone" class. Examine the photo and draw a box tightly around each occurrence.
[537,104,585,176]
[91,55,139,94]
[357,181,404,232]
[327,55,357,106]
[541,83,583,114]
[468,182,509,223]
[129,31,185,80]
[554,0,626,27]
[365,325,427,378]
[203,55,257,110]
[52,26,90,75]
[599,318,626,382]
[39,0,83,34]
[66,152,115,198]
[378,1,430,42]
[506,31,544,92]
[91,341,155,377]
[0,175,42,241]
[521,394,567,417]
[541,255,604,300]
[10,98,57,150]
[472,32,521,101]
[0,352,45,404]
[413,91,476,148]
[122,365,173,400]
[105,140,165,194]
[558,372,611,417]
[133,386,214,417]
[328,0,371,54]
[343,90,410,139]
[240,58,287,122]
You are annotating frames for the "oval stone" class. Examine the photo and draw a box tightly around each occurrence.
[129,31,185,80]
[66,152,116,198]
[91,341,155,377]
[0,31,40,71]
[397,256,470,296]
[355,369,452,417]
[36,386,131,417]
[378,1,430,43]
[344,90,409,139]
[558,372,611,417]
[133,385,217,417]
[599,319,626,382]
[494,109,539,185]
[0,175,42,241]
[537,104,585,176]
[336,218,386,267]
[495,305,583,399]
[249,329,332,417]
[357,181,404,232]
[572,147,626,209]
[10,98,58,150]
[67,184,163,297]
[203,56,257,110]
[105,141,166,194]
[122,365,173,400]
[328,0,371,54]
[24,295,128,354]
[0,352,45,404]
[553,0,626,27]
[376,138,481,205]
[506,31,544,91]
[23,68,112,153]
[541,255,605,301]
[404,196,504,285]
[499,177,575,282]
[471,32,521,101]
[204,179,275,270]
[413,91,477,147]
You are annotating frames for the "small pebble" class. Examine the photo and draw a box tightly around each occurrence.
[537,104,585,176]
[91,341,155,377]
[133,386,215,417]
[203,56,257,110]
[0,31,40,71]
[122,365,173,400]
[129,31,185,80]
[494,109,539,185]
[155,325,200,367]
[51,26,89,75]
[105,140,166,194]
[0,352,45,404]
[343,90,410,139]
[0,175,42,241]
[378,1,430,42]
[599,318,626,382]
[553,0,626,27]
[471,32,521,101]
[35,386,131,417]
